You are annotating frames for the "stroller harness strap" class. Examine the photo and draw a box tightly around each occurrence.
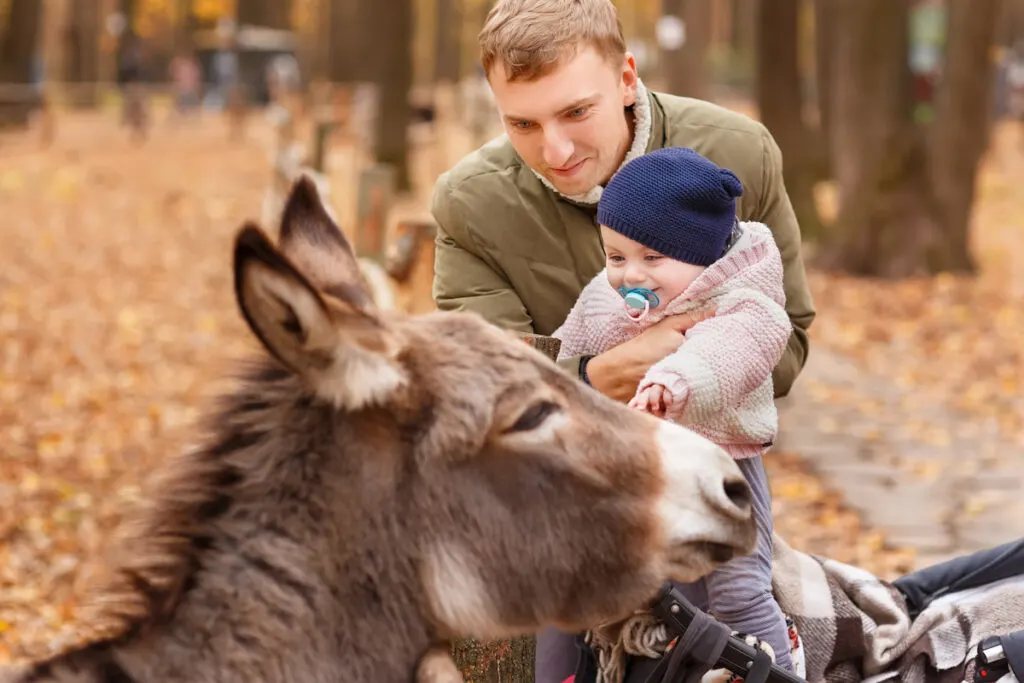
[656,608,732,683]
[641,583,779,683]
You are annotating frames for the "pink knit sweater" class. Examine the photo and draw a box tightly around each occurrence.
[552,222,792,460]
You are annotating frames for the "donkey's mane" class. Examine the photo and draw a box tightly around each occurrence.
[56,359,302,656]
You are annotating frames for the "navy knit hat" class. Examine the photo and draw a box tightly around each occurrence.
[597,147,744,267]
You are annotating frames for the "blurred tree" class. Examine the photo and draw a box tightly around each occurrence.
[660,0,711,99]
[174,0,200,50]
[0,0,44,126]
[812,0,835,167]
[236,0,291,27]
[435,0,461,83]
[756,0,824,240]
[367,0,413,191]
[193,0,234,22]
[66,0,102,107]
[821,0,1001,277]
[730,0,757,66]
[327,0,373,83]
[997,0,1024,46]
[115,0,140,72]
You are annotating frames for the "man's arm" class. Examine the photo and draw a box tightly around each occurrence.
[431,178,532,332]
[430,177,587,373]
[754,126,816,398]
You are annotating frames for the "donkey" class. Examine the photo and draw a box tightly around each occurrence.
[1,177,756,683]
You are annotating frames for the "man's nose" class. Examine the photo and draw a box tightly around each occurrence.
[542,126,574,168]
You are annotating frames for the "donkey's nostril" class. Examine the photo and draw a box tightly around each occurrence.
[723,476,752,512]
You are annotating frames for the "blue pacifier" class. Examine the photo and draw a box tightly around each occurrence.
[617,287,660,320]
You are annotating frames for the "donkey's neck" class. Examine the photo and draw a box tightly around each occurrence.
[112,530,437,683]
[95,362,440,682]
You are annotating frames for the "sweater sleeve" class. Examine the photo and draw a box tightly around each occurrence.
[638,288,792,425]
[551,299,592,362]
[552,272,622,362]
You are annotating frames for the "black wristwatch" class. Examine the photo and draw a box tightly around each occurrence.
[578,355,595,386]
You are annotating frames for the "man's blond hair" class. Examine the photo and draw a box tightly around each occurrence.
[479,0,627,82]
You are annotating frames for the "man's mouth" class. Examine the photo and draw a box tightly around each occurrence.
[550,159,587,177]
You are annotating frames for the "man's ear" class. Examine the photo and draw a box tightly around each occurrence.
[621,52,638,106]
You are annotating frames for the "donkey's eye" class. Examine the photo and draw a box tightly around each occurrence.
[506,401,560,433]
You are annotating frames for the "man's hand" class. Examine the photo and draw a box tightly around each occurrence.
[585,310,712,403]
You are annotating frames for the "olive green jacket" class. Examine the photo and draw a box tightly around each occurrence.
[430,86,815,397]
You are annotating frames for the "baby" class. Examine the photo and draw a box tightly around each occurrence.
[549,146,795,677]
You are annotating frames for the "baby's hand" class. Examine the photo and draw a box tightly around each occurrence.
[628,383,670,418]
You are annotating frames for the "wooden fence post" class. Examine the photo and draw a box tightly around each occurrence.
[355,163,396,264]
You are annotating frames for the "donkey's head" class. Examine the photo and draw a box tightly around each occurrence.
[234,177,757,640]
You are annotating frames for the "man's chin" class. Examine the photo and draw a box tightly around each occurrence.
[544,174,597,197]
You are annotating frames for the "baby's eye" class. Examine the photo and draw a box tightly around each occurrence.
[607,254,625,264]
[644,254,663,262]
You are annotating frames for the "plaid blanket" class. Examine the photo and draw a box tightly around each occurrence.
[771,533,1024,683]
[590,533,1024,683]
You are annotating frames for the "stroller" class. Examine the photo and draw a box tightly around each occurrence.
[568,538,1024,683]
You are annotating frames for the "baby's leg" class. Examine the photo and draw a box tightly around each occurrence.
[535,627,582,683]
[705,456,793,672]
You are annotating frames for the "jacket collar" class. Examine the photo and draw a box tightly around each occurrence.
[531,79,659,207]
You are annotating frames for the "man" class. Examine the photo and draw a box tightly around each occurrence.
[432,5,816,678]
[431,0,815,407]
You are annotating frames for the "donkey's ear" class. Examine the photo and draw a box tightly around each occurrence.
[233,224,405,409]
[277,174,377,312]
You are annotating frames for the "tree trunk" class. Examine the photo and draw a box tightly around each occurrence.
[821,0,999,277]
[368,0,414,191]
[233,0,292,106]
[328,0,372,83]
[0,0,44,127]
[66,0,102,108]
[236,0,292,28]
[731,0,758,62]
[821,0,922,275]
[756,0,824,241]
[811,0,835,178]
[175,0,199,51]
[116,0,140,73]
[435,0,461,84]
[119,0,138,29]
[661,0,711,99]
[452,636,535,682]
[925,0,1001,272]
[680,0,711,99]
[996,0,1024,46]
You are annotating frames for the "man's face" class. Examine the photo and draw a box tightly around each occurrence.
[488,46,638,196]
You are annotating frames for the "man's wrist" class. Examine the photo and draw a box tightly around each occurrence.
[582,351,625,400]
[578,354,595,386]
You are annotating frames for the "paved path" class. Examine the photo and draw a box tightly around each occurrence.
[776,348,1024,570]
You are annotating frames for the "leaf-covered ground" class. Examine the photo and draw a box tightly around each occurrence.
[1,110,1019,663]
[805,126,1024,446]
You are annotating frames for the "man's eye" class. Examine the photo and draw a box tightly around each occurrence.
[568,107,588,118]
[514,121,534,130]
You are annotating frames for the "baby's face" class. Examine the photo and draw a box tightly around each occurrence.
[601,226,706,310]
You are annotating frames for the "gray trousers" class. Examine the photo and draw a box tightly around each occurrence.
[535,455,792,682]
